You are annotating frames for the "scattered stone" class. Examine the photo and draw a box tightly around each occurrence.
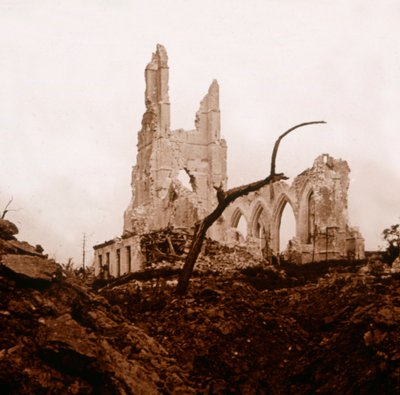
[0,219,18,240]
[0,256,195,394]
[7,239,45,256]
[0,254,61,283]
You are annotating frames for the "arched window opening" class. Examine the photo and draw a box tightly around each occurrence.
[279,201,296,253]
[231,209,248,240]
[252,204,267,251]
[236,215,248,239]
[255,222,266,250]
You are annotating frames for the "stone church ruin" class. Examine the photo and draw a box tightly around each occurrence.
[93,44,364,277]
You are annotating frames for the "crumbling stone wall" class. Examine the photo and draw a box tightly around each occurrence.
[123,44,227,236]
[93,45,364,276]
[223,154,365,263]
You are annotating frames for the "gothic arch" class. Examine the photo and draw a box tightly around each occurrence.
[230,207,249,238]
[249,200,269,237]
[271,194,297,254]
[231,207,245,227]
[248,200,270,253]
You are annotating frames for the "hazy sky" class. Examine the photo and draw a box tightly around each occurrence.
[1,0,399,264]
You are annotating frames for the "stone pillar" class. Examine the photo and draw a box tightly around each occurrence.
[144,44,170,135]
[195,79,220,142]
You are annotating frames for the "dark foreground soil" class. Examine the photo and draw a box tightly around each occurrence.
[1,238,400,394]
[101,260,400,394]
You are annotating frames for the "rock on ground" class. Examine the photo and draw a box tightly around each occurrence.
[0,261,195,394]
[1,254,61,283]
[0,219,18,240]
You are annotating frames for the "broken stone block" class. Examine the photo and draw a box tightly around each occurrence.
[7,239,45,256]
[0,219,18,240]
[0,254,61,284]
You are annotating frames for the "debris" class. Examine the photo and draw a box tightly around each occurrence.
[0,219,18,240]
[140,228,192,265]
[0,255,61,284]
[100,255,400,394]
[1,216,399,393]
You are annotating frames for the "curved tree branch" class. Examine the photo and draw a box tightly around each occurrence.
[175,121,327,295]
[270,121,326,175]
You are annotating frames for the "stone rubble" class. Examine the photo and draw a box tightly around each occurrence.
[0,221,195,394]
[1,217,399,393]
[100,257,400,394]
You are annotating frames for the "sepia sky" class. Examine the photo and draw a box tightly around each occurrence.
[1,0,400,265]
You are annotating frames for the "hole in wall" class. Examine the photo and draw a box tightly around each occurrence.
[177,168,196,192]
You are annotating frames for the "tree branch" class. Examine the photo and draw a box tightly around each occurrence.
[175,121,326,295]
[1,197,13,219]
[270,121,326,175]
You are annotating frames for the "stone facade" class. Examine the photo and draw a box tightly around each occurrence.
[123,44,227,236]
[93,44,364,277]
[224,154,365,263]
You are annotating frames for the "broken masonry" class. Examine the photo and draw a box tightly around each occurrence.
[93,44,364,277]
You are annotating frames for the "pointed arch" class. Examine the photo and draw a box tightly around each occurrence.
[230,207,248,239]
[231,207,244,227]
[249,200,269,236]
[249,200,270,252]
[271,194,297,254]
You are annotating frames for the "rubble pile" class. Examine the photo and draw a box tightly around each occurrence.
[139,227,264,274]
[140,227,192,265]
[1,218,399,393]
[0,220,194,394]
[0,219,44,258]
[102,260,400,394]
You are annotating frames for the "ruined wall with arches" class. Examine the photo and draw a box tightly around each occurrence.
[94,45,364,277]
[221,154,365,263]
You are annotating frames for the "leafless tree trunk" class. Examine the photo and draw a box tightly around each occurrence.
[1,197,13,219]
[175,121,326,295]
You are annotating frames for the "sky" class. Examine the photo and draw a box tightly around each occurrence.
[1,0,399,265]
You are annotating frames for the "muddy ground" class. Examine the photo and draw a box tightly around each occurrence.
[1,223,400,394]
[100,258,400,394]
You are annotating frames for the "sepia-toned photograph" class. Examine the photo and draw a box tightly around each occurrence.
[1,1,399,393]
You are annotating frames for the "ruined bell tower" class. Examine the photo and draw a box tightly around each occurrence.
[123,44,227,235]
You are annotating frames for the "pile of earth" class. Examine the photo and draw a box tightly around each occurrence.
[100,258,400,394]
[0,219,194,394]
[1,218,400,394]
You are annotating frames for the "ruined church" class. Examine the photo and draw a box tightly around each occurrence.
[94,44,364,277]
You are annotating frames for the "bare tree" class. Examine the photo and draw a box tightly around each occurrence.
[175,121,326,295]
[1,197,14,219]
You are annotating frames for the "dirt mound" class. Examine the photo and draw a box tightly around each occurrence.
[1,220,400,393]
[101,261,400,394]
[0,221,194,394]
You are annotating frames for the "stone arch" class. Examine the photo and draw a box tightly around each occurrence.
[230,207,248,239]
[249,201,268,236]
[271,194,297,254]
[249,200,270,253]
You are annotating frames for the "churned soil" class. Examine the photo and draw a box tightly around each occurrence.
[1,224,400,394]
[101,259,400,394]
